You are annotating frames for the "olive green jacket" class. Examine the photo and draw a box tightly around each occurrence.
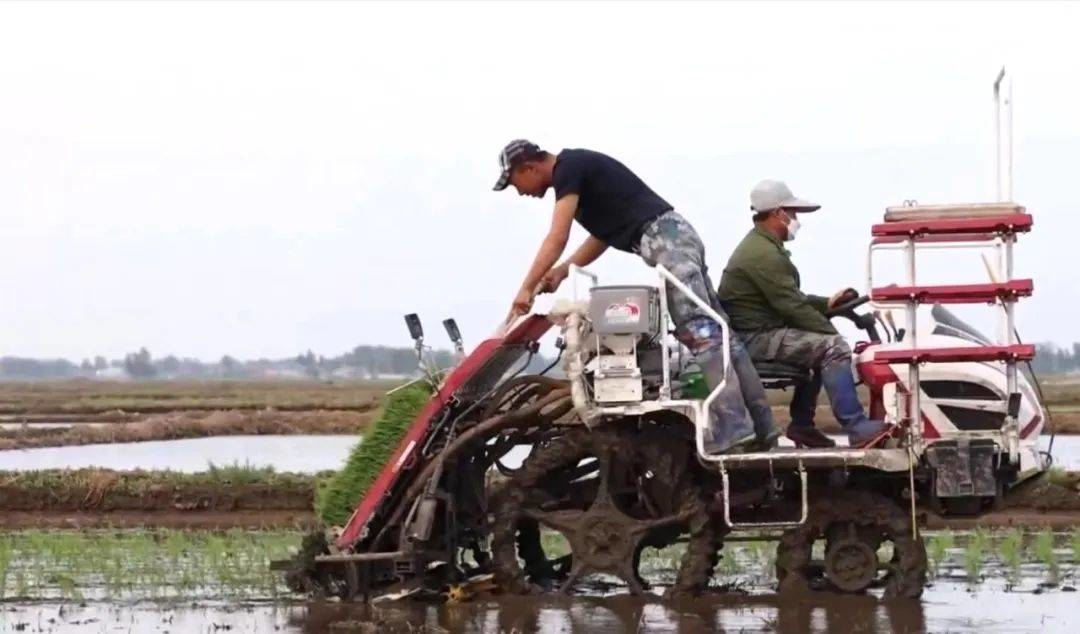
[717,228,836,335]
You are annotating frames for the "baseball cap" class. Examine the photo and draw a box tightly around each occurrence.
[749,179,821,213]
[493,139,543,191]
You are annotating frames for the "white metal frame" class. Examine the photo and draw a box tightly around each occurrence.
[558,264,916,529]
[861,69,1023,465]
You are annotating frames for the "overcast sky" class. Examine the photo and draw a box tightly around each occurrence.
[1,1,1078,361]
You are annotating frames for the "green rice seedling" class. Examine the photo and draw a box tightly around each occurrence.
[49,573,84,602]
[963,530,989,580]
[14,569,28,599]
[1045,466,1070,486]
[1070,528,1080,565]
[539,531,571,559]
[1033,529,1059,577]
[315,383,432,525]
[998,529,1024,573]
[0,537,11,599]
[926,531,954,575]
[0,529,304,603]
[717,551,740,576]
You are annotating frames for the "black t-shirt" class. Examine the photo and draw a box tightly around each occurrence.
[551,149,673,252]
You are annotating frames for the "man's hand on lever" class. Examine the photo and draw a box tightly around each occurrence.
[828,287,860,310]
[538,264,569,294]
[506,285,539,324]
[505,195,579,326]
[538,236,608,296]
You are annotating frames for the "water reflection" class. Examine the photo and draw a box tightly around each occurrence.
[0,434,358,472]
[297,595,930,633]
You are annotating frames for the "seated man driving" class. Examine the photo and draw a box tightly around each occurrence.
[717,180,886,448]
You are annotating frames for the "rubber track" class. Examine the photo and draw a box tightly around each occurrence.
[775,488,927,598]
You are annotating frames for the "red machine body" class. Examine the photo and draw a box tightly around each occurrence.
[335,315,552,550]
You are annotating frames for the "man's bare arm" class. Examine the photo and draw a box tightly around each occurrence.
[517,194,578,293]
[561,235,608,270]
[506,195,579,320]
[536,235,608,293]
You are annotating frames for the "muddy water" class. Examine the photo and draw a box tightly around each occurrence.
[1,531,1077,633]
[0,435,358,472]
[1,427,1077,473]
[1043,435,1080,469]
[0,586,1074,634]
[0,422,83,430]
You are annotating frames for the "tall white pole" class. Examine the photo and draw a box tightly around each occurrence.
[993,67,1006,202]
[1006,78,1014,201]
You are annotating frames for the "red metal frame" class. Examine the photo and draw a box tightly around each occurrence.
[1020,414,1042,439]
[871,213,1032,238]
[872,344,1035,366]
[870,233,1001,246]
[335,315,552,550]
[871,279,1033,305]
[857,358,941,439]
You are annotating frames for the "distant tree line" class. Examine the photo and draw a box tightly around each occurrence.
[1031,343,1080,376]
[0,344,552,381]
[5,339,1073,381]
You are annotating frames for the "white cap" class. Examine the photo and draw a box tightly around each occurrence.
[750,179,820,213]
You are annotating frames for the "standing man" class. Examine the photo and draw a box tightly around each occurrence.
[493,139,780,453]
[717,179,887,448]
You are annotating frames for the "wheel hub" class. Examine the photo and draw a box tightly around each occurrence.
[824,538,878,592]
[580,516,631,569]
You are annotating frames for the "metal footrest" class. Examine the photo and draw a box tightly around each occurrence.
[713,447,912,472]
[720,461,808,530]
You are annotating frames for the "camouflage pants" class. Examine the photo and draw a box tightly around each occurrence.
[738,327,852,428]
[637,211,777,445]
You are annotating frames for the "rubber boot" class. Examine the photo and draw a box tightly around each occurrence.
[786,373,836,448]
[698,347,756,454]
[820,361,886,446]
[730,342,781,450]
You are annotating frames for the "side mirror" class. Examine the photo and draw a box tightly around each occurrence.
[404,314,424,342]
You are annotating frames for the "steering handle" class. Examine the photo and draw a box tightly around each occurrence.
[824,293,870,318]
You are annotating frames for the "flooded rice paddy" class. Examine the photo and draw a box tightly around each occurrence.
[0,528,1077,633]
[1,432,1078,473]
[0,435,358,473]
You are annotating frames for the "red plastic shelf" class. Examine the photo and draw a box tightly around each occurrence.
[873,344,1036,365]
[871,214,1032,239]
[871,279,1033,305]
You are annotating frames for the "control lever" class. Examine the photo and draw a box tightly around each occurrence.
[885,311,904,342]
[405,313,424,342]
[874,310,893,343]
[403,313,442,386]
[443,318,465,360]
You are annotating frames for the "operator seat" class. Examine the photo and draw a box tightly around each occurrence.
[753,360,811,390]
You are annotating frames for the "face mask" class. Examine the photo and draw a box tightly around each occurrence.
[783,213,800,241]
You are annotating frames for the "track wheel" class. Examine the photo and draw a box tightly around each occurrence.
[491,424,715,597]
[775,489,927,598]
